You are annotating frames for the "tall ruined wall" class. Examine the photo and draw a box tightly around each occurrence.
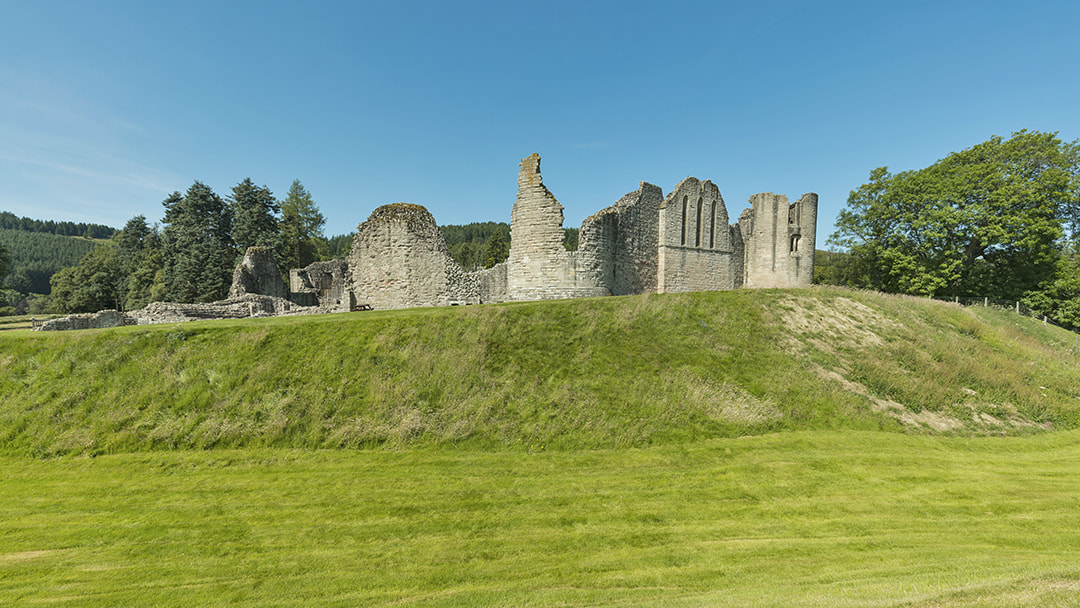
[656,178,739,293]
[575,182,664,296]
[742,192,817,288]
[347,203,480,309]
[506,154,607,300]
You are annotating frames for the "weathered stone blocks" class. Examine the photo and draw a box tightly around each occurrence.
[347,203,480,309]
[229,246,288,299]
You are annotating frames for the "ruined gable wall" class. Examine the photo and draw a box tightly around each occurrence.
[742,192,817,288]
[347,203,480,309]
[506,154,607,300]
[656,178,738,293]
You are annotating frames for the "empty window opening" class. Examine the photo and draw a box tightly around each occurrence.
[790,235,800,252]
[709,201,716,248]
[681,196,687,245]
[695,197,702,247]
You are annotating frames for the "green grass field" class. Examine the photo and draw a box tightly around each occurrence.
[3,288,1080,606]
[4,431,1080,606]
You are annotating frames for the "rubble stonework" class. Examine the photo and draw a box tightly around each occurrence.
[37,153,817,330]
[39,294,325,330]
[38,309,134,331]
[229,247,288,299]
[289,259,349,309]
[347,203,480,309]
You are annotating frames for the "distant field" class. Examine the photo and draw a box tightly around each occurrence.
[3,431,1080,607]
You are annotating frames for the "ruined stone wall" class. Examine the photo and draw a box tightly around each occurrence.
[289,259,349,309]
[347,203,480,309]
[38,309,133,331]
[474,262,508,303]
[656,178,739,293]
[742,192,817,288]
[229,247,288,299]
[574,182,663,296]
[506,154,608,300]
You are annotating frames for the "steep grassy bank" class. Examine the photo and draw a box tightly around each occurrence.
[3,431,1080,606]
[2,288,1079,456]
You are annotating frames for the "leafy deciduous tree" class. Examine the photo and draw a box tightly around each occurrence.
[829,130,1080,299]
[50,244,125,313]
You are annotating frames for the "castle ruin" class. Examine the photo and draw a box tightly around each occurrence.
[38,153,817,330]
[336,153,816,309]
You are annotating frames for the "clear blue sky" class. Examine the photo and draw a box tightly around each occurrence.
[2,0,1078,243]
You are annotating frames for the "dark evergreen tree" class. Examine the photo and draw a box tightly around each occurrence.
[0,242,9,279]
[482,230,510,269]
[325,233,353,259]
[279,179,326,271]
[230,178,281,252]
[116,215,163,310]
[161,182,235,303]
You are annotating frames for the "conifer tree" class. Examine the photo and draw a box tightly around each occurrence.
[230,178,280,251]
[279,179,326,271]
[161,182,235,303]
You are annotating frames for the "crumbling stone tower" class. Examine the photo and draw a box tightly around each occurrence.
[506,153,607,300]
[740,192,817,288]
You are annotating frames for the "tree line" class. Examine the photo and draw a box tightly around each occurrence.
[39,178,329,314]
[0,211,115,239]
[819,130,1080,329]
[439,223,578,271]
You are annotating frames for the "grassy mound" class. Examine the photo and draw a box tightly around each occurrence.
[2,287,1079,456]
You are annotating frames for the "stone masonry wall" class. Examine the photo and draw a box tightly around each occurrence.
[742,192,817,288]
[575,182,664,296]
[506,154,608,300]
[656,177,738,293]
[289,259,349,309]
[347,203,480,309]
[474,262,508,303]
[229,246,288,299]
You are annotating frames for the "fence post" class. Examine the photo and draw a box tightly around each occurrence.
[984,297,988,307]
[1044,315,1047,327]
[1016,301,1020,314]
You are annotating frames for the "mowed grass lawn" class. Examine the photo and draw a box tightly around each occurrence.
[4,430,1080,607]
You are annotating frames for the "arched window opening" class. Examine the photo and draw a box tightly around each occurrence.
[695,197,702,247]
[681,196,687,245]
[709,201,715,249]
[790,235,800,252]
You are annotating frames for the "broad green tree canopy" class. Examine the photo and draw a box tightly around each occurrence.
[829,130,1080,299]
